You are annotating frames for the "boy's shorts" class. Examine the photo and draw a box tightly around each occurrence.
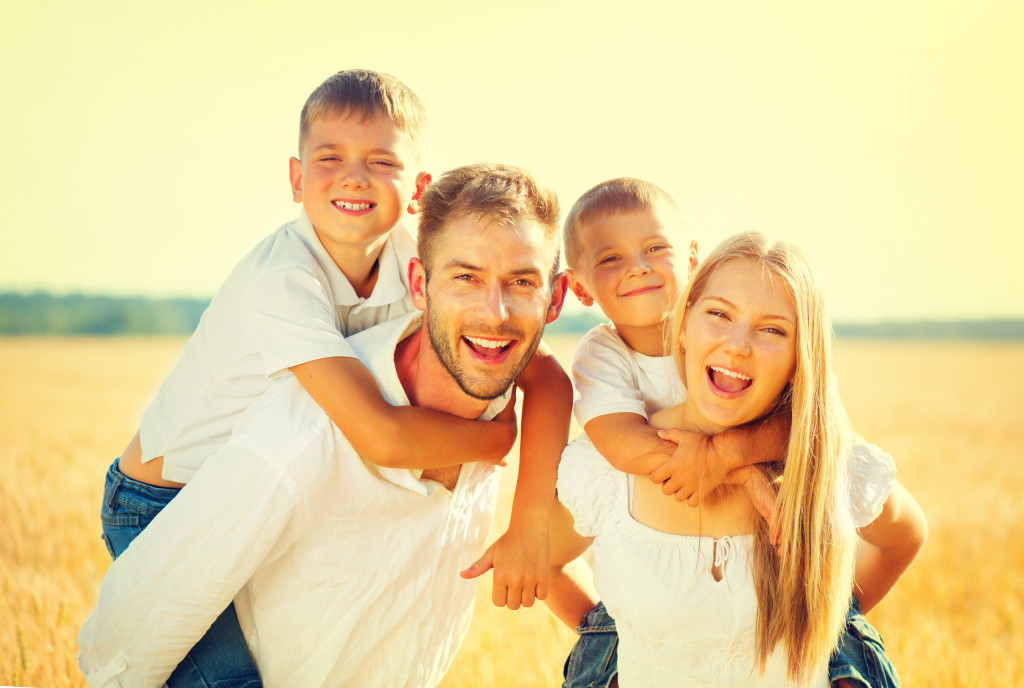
[562,597,899,688]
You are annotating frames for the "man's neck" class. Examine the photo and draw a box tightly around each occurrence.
[394,324,491,419]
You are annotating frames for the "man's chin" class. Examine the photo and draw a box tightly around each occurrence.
[455,377,513,402]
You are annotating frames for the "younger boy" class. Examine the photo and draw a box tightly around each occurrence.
[101,70,569,684]
[553,178,909,688]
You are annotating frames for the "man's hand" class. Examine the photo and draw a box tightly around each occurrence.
[460,517,550,610]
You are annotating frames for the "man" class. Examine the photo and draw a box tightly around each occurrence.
[78,162,568,687]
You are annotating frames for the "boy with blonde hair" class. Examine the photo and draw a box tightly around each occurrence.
[554,177,913,688]
[98,70,569,686]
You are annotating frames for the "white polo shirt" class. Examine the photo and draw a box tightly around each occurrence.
[138,210,417,483]
[79,312,510,688]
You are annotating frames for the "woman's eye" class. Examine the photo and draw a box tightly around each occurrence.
[763,326,787,336]
[708,309,728,319]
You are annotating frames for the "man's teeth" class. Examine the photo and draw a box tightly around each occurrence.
[466,336,511,349]
[333,200,373,210]
[709,365,751,381]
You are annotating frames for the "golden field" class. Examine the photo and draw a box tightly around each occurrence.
[1,334,1022,687]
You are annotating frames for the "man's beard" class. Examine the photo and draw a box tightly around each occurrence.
[425,297,544,401]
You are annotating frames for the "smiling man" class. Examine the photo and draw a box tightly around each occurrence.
[78,163,567,688]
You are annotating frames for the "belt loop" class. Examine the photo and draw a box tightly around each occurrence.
[104,460,123,510]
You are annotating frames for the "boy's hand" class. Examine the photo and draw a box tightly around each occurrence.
[460,517,550,609]
[649,428,718,502]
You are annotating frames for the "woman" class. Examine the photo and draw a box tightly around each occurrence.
[547,233,915,686]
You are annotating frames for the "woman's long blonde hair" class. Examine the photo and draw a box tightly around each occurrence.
[671,232,856,684]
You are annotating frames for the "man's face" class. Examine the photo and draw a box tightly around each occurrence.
[412,213,563,400]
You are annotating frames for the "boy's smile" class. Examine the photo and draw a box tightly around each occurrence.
[289,111,427,270]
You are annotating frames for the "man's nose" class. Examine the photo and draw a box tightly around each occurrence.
[477,285,510,326]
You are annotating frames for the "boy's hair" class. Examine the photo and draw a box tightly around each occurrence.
[563,177,684,270]
[418,163,561,283]
[671,232,856,685]
[298,69,427,155]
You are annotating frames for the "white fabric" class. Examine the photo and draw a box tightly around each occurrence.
[138,210,417,483]
[79,313,509,688]
[570,324,895,525]
[558,435,830,688]
[571,324,685,428]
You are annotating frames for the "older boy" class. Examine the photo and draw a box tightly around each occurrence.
[100,71,568,685]
[80,163,569,688]
[552,178,910,688]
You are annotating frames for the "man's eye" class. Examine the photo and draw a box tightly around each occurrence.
[513,279,537,289]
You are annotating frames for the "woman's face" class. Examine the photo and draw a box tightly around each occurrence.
[681,258,798,431]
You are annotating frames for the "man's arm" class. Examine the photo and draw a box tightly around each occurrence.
[461,343,572,609]
[293,356,516,469]
[78,386,312,686]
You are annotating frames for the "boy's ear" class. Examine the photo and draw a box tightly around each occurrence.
[407,172,432,214]
[408,257,428,312]
[289,157,303,203]
[545,272,570,324]
[688,240,699,276]
[565,270,594,307]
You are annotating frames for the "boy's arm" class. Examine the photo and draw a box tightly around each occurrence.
[652,412,789,504]
[292,356,516,469]
[583,412,679,475]
[461,343,572,609]
[853,480,927,613]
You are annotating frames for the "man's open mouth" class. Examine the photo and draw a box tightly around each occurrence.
[464,336,514,360]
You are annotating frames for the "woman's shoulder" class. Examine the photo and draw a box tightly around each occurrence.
[557,434,625,537]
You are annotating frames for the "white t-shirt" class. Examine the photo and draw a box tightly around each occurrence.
[570,323,895,526]
[79,312,510,688]
[138,210,417,483]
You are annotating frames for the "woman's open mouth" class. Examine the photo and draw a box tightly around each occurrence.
[707,365,752,395]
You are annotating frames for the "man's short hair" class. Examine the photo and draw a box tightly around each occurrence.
[298,69,427,155]
[563,177,684,271]
[418,163,561,282]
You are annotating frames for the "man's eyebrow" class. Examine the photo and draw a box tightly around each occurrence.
[701,295,795,323]
[443,260,544,279]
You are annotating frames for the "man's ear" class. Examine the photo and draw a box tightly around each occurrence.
[565,270,594,307]
[407,172,432,214]
[688,240,699,276]
[545,272,570,324]
[408,258,428,312]
[288,157,303,203]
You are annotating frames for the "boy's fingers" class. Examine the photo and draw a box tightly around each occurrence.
[460,547,494,579]
[491,584,508,608]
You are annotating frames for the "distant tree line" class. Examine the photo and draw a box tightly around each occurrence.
[0,292,209,335]
[1,292,1022,340]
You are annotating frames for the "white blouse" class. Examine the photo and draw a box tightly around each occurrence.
[557,433,895,687]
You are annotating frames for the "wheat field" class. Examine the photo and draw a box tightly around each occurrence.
[1,334,1022,687]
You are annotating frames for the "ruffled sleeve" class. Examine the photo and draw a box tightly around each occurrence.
[556,434,624,537]
[848,434,897,528]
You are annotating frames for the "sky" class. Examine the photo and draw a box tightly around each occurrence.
[1,0,1022,323]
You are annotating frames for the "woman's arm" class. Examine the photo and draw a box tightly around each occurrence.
[853,480,928,612]
[545,501,599,629]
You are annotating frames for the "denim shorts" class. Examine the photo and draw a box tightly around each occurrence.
[562,602,618,688]
[561,597,899,688]
[830,595,901,688]
[100,459,263,688]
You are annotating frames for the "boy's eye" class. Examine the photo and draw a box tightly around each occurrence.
[371,160,397,168]
[647,244,669,254]
[598,255,620,265]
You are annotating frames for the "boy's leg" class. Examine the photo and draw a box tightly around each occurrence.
[828,595,901,688]
[562,602,618,688]
[101,459,262,688]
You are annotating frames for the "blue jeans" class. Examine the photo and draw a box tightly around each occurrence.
[562,597,899,688]
[101,459,262,688]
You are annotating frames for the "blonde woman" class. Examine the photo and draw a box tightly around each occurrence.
[547,233,925,686]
